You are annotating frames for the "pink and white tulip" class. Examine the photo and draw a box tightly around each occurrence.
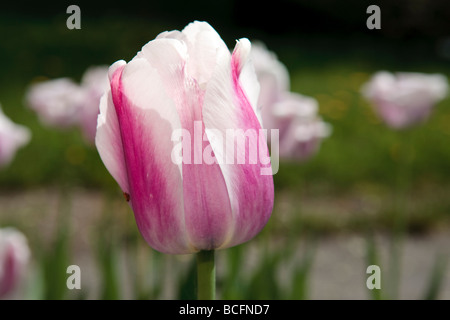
[25,78,84,128]
[78,66,109,143]
[25,66,109,144]
[96,21,274,254]
[274,93,331,160]
[362,71,448,129]
[0,228,30,299]
[251,42,331,160]
[0,105,31,168]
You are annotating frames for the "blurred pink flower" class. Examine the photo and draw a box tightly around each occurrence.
[362,71,448,129]
[77,66,109,143]
[275,93,332,161]
[96,21,273,254]
[251,42,331,161]
[0,228,30,299]
[0,105,31,168]
[25,66,109,144]
[25,78,84,128]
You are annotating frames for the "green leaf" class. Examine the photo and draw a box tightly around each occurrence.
[423,253,447,300]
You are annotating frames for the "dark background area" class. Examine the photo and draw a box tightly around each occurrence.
[1,0,449,84]
[3,0,450,39]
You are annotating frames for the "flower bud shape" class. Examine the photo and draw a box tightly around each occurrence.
[78,66,109,143]
[0,228,30,299]
[362,71,448,129]
[96,21,274,254]
[0,105,31,168]
[25,78,85,128]
[251,42,331,161]
[26,67,109,144]
[274,93,331,161]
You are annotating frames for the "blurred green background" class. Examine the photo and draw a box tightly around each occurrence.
[0,0,449,300]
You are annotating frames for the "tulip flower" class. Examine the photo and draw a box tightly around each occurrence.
[0,228,30,299]
[0,105,31,168]
[78,66,109,143]
[362,71,448,129]
[251,42,331,161]
[25,66,109,144]
[95,21,274,299]
[274,93,332,160]
[25,78,84,128]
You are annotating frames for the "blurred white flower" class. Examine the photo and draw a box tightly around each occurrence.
[0,105,31,168]
[25,65,109,144]
[77,66,109,143]
[275,93,332,161]
[251,42,331,161]
[362,71,448,129]
[25,78,84,128]
[0,227,30,299]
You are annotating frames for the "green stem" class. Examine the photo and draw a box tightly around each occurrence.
[196,250,215,300]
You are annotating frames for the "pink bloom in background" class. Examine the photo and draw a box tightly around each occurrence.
[96,21,274,254]
[25,78,84,128]
[274,93,332,161]
[251,42,331,161]
[362,71,448,129]
[78,66,110,142]
[0,105,31,168]
[0,228,30,299]
[25,66,109,143]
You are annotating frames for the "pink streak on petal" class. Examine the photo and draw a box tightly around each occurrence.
[224,42,274,247]
[0,244,18,297]
[96,90,129,195]
[179,79,233,250]
[110,65,190,254]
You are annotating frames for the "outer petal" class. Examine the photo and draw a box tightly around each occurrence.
[236,41,261,124]
[96,61,129,195]
[203,38,274,249]
[98,58,192,254]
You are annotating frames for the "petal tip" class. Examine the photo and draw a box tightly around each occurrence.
[108,60,127,82]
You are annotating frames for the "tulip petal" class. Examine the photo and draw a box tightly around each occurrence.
[182,21,230,86]
[180,91,234,250]
[232,39,261,122]
[203,39,274,249]
[152,21,230,87]
[104,58,193,254]
[96,88,129,194]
